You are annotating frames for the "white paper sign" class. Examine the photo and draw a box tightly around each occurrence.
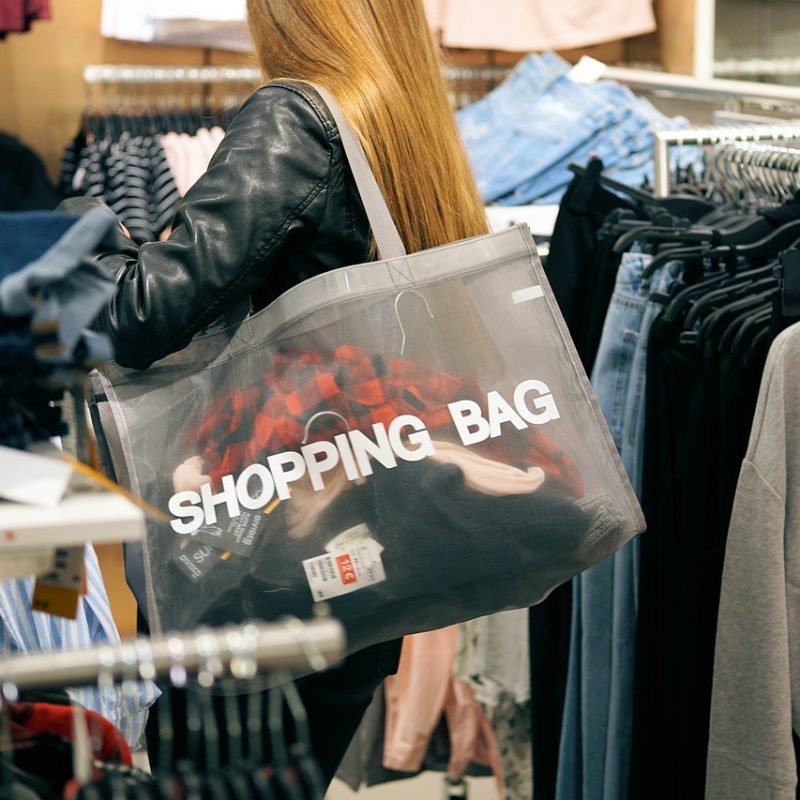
[0,445,73,507]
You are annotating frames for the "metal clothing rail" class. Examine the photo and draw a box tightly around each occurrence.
[653,124,800,196]
[712,141,800,202]
[83,63,512,86]
[604,66,800,109]
[714,57,800,79]
[0,618,345,690]
[83,65,262,85]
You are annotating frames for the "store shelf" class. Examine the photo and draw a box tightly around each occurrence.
[0,549,55,580]
[0,491,146,552]
[486,204,559,236]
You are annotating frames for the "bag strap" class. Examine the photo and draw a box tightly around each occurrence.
[310,83,407,260]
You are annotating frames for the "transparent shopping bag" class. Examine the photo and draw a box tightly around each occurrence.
[93,85,644,655]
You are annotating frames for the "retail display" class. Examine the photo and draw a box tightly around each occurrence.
[0,618,344,799]
[100,0,251,51]
[0,208,159,749]
[90,87,643,666]
[60,111,236,245]
[541,150,800,800]
[7,2,800,795]
[457,53,699,206]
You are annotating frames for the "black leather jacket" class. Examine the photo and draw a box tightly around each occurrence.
[65,82,371,369]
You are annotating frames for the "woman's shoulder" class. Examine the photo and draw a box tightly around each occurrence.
[240,81,338,144]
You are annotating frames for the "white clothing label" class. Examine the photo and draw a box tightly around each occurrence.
[303,540,385,602]
[325,524,384,555]
[511,286,545,304]
[568,56,608,85]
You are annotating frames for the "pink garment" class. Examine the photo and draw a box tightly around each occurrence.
[430,440,545,496]
[0,0,50,35]
[384,627,503,789]
[425,0,655,51]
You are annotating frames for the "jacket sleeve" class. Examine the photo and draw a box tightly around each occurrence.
[61,84,336,369]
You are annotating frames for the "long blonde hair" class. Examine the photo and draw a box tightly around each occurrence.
[246,0,488,253]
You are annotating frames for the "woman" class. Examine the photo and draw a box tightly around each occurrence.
[69,0,489,783]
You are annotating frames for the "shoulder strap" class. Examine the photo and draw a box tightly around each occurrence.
[310,83,407,260]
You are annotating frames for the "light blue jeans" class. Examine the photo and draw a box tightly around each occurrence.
[556,251,651,800]
[460,71,631,202]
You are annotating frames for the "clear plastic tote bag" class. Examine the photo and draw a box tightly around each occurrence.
[92,84,645,656]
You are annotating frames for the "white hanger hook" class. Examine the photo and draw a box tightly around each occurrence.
[394,289,435,356]
[302,411,351,445]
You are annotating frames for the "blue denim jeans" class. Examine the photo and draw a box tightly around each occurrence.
[619,260,684,495]
[457,52,570,151]
[0,208,116,361]
[462,60,706,204]
[556,251,651,800]
[460,72,630,203]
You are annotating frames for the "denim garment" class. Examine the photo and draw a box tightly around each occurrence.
[461,75,629,203]
[0,544,160,749]
[504,105,650,204]
[620,261,684,495]
[457,52,570,150]
[0,209,117,362]
[0,213,80,279]
[556,251,652,800]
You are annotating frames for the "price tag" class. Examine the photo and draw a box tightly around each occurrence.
[568,56,608,85]
[32,545,86,618]
[303,539,385,602]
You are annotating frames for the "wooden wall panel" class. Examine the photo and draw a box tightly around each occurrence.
[0,0,212,178]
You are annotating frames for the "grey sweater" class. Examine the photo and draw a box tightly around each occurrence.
[706,322,800,799]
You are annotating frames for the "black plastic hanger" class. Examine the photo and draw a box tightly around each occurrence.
[684,275,777,332]
[730,305,774,356]
[699,290,777,352]
[707,219,800,262]
[744,324,773,366]
[268,688,304,800]
[663,263,773,324]
[569,161,718,219]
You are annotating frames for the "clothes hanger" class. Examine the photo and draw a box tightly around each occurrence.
[718,301,770,354]
[683,275,777,333]
[729,305,774,357]
[612,224,720,255]
[743,324,773,366]
[267,684,305,800]
[697,289,777,353]
[663,261,770,324]
[707,218,800,262]
[568,161,717,218]
[214,678,253,800]
[393,289,435,356]
[775,246,800,317]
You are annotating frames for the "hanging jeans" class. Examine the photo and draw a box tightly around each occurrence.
[556,252,651,800]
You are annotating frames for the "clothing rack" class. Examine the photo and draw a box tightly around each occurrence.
[82,65,262,85]
[712,141,800,202]
[653,124,800,196]
[82,64,512,86]
[714,57,800,79]
[0,618,344,690]
[604,66,800,110]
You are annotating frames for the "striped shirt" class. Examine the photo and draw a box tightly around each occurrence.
[0,543,160,750]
